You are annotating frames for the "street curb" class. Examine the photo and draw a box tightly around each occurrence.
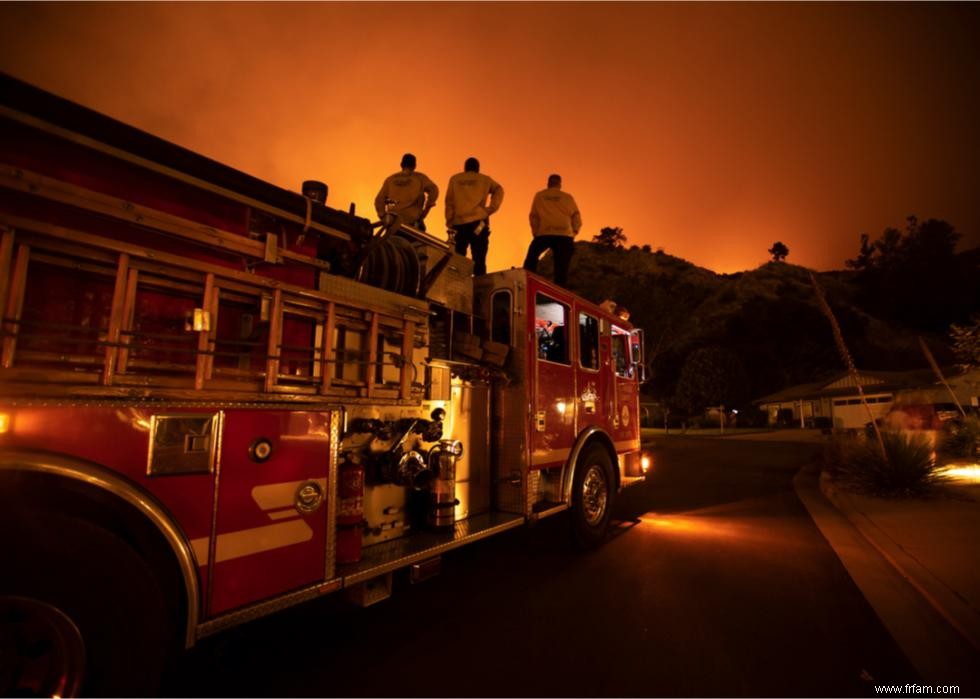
[794,465,980,688]
[818,471,980,656]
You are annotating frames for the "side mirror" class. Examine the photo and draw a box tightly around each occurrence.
[630,329,646,382]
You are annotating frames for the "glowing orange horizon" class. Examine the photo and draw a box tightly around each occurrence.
[1,2,977,275]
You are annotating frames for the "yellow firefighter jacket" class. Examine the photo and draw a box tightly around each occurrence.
[374,170,439,225]
[445,172,504,227]
[529,187,581,237]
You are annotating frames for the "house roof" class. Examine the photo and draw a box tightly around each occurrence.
[752,368,947,405]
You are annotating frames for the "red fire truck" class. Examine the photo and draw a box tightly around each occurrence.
[0,74,647,696]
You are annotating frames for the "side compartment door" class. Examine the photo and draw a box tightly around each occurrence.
[209,410,333,616]
[529,284,576,470]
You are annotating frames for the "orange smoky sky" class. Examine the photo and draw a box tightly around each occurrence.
[2,2,978,274]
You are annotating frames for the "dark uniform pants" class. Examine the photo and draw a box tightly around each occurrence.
[453,219,490,276]
[523,235,574,286]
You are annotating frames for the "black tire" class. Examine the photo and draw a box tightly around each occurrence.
[569,443,615,549]
[0,511,172,697]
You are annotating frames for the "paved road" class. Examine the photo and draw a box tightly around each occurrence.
[163,436,917,697]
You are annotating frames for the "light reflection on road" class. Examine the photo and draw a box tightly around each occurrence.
[634,505,813,553]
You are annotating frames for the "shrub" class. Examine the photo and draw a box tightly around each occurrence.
[666,415,686,429]
[738,408,770,428]
[835,430,942,497]
[824,431,860,475]
[942,415,980,459]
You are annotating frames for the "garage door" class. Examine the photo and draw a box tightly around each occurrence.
[832,396,892,429]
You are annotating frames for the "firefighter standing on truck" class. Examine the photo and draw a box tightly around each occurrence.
[374,153,439,231]
[523,173,581,286]
[445,156,504,276]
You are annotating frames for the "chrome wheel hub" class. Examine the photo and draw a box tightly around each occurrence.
[581,464,609,526]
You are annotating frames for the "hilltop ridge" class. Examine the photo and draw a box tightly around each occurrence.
[537,242,969,409]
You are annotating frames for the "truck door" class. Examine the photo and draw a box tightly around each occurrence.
[574,307,606,435]
[610,326,640,448]
[529,286,576,469]
[209,409,333,615]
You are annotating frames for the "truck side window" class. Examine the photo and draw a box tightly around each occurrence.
[491,290,512,345]
[535,294,569,364]
[578,312,599,370]
[611,330,632,378]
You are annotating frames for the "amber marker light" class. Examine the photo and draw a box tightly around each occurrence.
[0,413,10,434]
[641,453,651,473]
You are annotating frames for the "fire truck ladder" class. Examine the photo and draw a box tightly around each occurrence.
[0,210,426,405]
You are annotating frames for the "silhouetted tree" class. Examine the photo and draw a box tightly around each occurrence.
[847,226,905,271]
[768,241,789,262]
[845,216,975,331]
[593,226,626,249]
[847,217,958,272]
[672,347,750,415]
[846,233,875,270]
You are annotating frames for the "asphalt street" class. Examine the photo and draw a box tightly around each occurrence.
[163,436,917,697]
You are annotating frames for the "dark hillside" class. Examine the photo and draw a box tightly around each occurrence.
[538,242,964,411]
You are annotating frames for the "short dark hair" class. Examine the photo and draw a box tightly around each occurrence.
[401,153,416,169]
[464,157,480,172]
[547,174,561,187]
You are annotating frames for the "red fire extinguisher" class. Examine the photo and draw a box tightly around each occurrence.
[336,453,364,564]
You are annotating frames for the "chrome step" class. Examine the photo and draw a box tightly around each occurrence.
[529,502,568,521]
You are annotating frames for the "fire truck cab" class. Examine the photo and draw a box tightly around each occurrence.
[476,270,645,533]
[0,73,646,696]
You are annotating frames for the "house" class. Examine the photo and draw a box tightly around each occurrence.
[752,368,975,430]
[891,367,980,409]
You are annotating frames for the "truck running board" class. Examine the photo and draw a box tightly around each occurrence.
[529,502,569,522]
[339,512,525,587]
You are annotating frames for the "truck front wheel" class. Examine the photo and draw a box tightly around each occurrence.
[569,444,614,549]
[0,512,172,697]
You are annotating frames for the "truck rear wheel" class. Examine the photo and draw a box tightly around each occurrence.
[0,512,172,697]
[570,444,614,549]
